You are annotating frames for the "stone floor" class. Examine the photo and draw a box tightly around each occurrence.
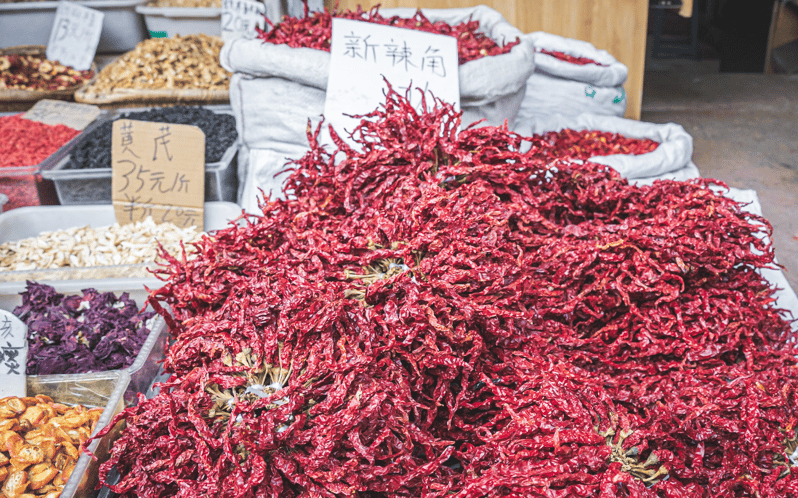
[640,57,798,292]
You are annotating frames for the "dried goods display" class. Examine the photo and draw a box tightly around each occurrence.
[537,48,607,66]
[0,217,202,271]
[81,34,230,93]
[258,5,520,64]
[0,54,94,91]
[14,282,156,375]
[91,87,798,497]
[64,106,237,171]
[0,115,79,168]
[0,395,103,497]
[531,128,660,160]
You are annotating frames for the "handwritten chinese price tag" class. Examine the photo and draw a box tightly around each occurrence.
[325,18,459,148]
[22,100,102,131]
[0,311,28,398]
[221,0,271,42]
[46,1,104,71]
[111,120,205,229]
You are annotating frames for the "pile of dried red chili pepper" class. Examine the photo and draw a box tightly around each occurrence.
[95,87,798,497]
[0,53,94,91]
[257,4,520,64]
[537,48,608,66]
[530,128,660,161]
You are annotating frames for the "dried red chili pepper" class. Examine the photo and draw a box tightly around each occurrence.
[96,84,798,498]
[257,3,520,64]
[538,48,608,66]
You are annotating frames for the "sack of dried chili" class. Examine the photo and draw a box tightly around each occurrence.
[514,112,693,179]
[527,32,627,87]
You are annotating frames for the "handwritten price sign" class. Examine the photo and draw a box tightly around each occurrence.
[46,1,104,71]
[0,311,27,398]
[221,0,276,42]
[112,120,206,228]
[325,18,459,149]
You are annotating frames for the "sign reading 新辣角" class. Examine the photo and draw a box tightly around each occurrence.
[324,18,459,149]
[111,120,206,229]
[0,311,27,398]
[22,100,102,131]
[46,1,104,71]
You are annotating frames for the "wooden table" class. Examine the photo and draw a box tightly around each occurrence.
[331,0,650,119]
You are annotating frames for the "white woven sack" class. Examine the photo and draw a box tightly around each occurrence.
[220,5,535,133]
[724,187,798,331]
[514,112,693,179]
[526,32,627,87]
[630,162,700,186]
[240,145,310,213]
[516,71,626,120]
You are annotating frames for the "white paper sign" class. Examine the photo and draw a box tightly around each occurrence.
[46,1,104,71]
[0,310,27,398]
[325,19,460,148]
[222,0,270,42]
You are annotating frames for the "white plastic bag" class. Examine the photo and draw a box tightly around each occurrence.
[526,31,627,87]
[516,71,627,120]
[514,112,693,180]
[240,145,309,213]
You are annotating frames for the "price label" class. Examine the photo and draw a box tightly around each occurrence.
[22,100,102,131]
[46,1,104,71]
[324,19,459,149]
[0,311,28,398]
[221,0,269,43]
[112,120,206,229]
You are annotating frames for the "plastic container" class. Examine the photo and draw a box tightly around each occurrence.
[136,6,221,37]
[0,0,149,53]
[28,369,130,498]
[42,107,240,204]
[0,201,242,285]
[0,110,112,211]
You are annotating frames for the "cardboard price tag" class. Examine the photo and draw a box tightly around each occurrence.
[112,120,205,229]
[324,19,459,149]
[46,1,104,71]
[0,311,28,398]
[22,100,102,131]
[221,0,269,42]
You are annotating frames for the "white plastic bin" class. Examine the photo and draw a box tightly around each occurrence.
[136,6,221,37]
[0,201,243,285]
[0,0,148,53]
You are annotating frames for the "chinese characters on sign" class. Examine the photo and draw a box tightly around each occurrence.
[221,0,273,43]
[325,18,459,149]
[22,100,102,131]
[111,120,206,228]
[46,1,104,71]
[0,310,27,398]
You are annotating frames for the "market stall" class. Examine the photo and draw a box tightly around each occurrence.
[1,2,798,498]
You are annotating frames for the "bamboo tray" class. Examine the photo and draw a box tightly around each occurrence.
[0,45,97,111]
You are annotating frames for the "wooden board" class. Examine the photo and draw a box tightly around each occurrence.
[331,0,649,120]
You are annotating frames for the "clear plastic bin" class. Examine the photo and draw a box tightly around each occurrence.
[0,201,243,284]
[41,106,240,204]
[28,370,131,498]
[0,111,112,210]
